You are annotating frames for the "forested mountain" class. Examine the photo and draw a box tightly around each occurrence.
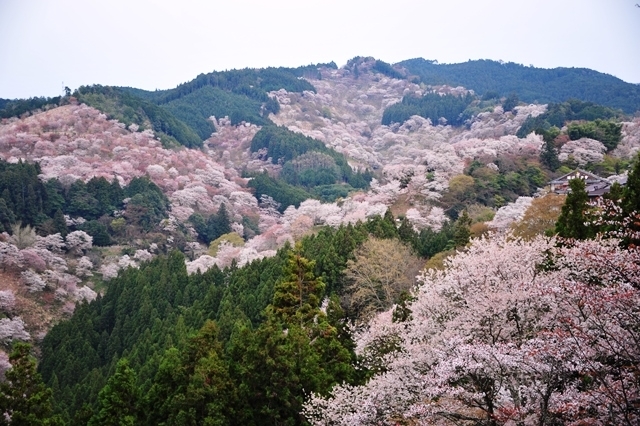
[398,58,640,113]
[1,56,640,425]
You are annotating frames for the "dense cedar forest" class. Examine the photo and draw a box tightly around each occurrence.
[399,58,640,113]
[1,57,640,425]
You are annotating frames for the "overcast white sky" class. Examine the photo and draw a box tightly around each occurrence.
[1,0,638,99]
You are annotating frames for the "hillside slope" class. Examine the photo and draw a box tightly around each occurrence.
[398,58,640,113]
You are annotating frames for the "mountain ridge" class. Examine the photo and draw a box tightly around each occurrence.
[397,58,640,113]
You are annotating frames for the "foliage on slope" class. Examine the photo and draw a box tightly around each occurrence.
[0,96,65,119]
[381,92,475,126]
[74,85,203,148]
[399,58,640,113]
[38,216,419,424]
[517,98,623,142]
[248,126,373,208]
[0,159,168,244]
[161,86,271,139]
[120,64,335,140]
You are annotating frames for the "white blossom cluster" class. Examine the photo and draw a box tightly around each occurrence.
[558,137,606,165]
[488,197,534,231]
[0,317,30,344]
[305,235,640,425]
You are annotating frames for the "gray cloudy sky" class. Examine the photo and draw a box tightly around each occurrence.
[1,0,638,99]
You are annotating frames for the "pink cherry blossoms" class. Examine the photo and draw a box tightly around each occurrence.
[304,235,640,425]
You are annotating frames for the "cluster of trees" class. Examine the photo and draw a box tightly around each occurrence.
[517,99,623,150]
[381,92,474,126]
[248,172,312,212]
[32,212,452,425]
[125,66,323,105]
[4,65,335,152]
[248,126,372,207]
[0,160,169,244]
[0,96,65,119]
[117,64,334,141]
[440,157,547,214]
[566,119,623,151]
[189,204,232,245]
[371,60,404,80]
[305,233,640,425]
[74,85,203,148]
[23,161,640,425]
[556,153,640,244]
[161,86,272,139]
[399,58,640,113]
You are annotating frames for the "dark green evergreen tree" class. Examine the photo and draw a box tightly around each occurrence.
[89,358,140,426]
[145,321,237,425]
[397,217,416,245]
[622,153,640,215]
[502,93,519,112]
[0,343,62,426]
[232,247,354,425]
[452,209,472,248]
[0,198,15,233]
[52,208,68,237]
[556,178,593,239]
[540,139,560,171]
[272,245,325,326]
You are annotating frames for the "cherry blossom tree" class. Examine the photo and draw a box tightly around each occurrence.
[21,269,47,292]
[0,290,15,313]
[304,235,640,425]
[0,317,30,344]
[65,230,93,256]
[0,241,24,271]
[99,263,120,281]
[75,256,94,277]
[34,233,66,254]
[20,249,46,272]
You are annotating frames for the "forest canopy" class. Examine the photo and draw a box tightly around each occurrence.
[399,58,640,113]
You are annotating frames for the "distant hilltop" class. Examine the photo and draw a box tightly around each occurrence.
[397,58,640,113]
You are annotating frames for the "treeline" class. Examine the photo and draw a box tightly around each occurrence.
[127,66,325,105]
[381,92,474,126]
[2,65,333,149]
[398,58,640,113]
[0,96,64,119]
[248,126,372,208]
[118,65,332,140]
[162,86,275,139]
[371,60,404,80]
[74,85,203,148]
[0,160,169,243]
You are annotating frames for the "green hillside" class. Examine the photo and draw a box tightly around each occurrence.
[74,85,203,148]
[398,58,640,113]
[119,64,334,139]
